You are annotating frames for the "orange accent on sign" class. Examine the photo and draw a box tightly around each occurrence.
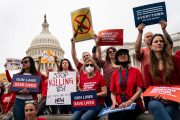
[143,86,180,103]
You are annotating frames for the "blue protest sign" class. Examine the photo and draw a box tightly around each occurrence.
[10,74,40,92]
[133,2,167,27]
[71,90,97,111]
[98,103,136,117]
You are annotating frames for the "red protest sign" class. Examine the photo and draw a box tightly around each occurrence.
[143,86,180,103]
[97,29,123,46]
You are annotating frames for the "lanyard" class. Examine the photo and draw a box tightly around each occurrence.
[119,67,129,92]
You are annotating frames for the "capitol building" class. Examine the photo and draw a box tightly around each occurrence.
[25,15,180,73]
[26,15,64,74]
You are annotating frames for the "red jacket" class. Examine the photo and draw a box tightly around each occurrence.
[5,70,44,100]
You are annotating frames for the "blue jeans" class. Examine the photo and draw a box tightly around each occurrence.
[72,105,104,120]
[13,98,32,120]
[148,100,180,120]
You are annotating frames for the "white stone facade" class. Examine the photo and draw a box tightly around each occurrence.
[26,15,64,74]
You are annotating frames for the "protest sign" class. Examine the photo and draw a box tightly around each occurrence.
[98,103,136,117]
[71,90,97,111]
[10,74,40,92]
[46,71,76,105]
[71,7,94,42]
[6,58,22,71]
[97,29,123,46]
[143,86,180,103]
[0,73,9,84]
[133,2,167,27]
[41,49,54,63]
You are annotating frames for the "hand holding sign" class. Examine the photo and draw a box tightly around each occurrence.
[19,88,30,95]
[159,19,167,30]
[97,29,123,46]
[133,2,167,27]
[71,7,94,42]
[143,86,180,103]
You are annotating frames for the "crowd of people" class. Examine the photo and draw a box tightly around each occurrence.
[0,20,180,120]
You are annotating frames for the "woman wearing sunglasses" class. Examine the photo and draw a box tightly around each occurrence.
[72,58,107,120]
[92,35,119,107]
[24,101,46,120]
[5,56,44,120]
[109,49,144,120]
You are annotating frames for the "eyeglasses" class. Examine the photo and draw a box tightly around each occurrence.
[21,60,29,64]
[108,50,116,54]
[85,64,94,67]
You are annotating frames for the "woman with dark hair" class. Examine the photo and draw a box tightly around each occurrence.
[144,34,180,120]
[6,56,43,120]
[109,49,144,120]
[58,58,78,114]
[92,36,119,107]
[24,100,46,120]
[59,58,74,71]
[72,58,107,120]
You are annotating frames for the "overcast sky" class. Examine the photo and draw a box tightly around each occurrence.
[0,0,180,72]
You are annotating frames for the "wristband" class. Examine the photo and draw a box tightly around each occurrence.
[92,46,97,54]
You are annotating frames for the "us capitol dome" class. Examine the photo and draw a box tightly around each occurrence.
[26,15,64,74]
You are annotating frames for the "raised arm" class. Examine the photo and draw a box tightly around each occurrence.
[54,56,60,71]
[71,37,80,67]
[92,34,102,60]
[160,20,173,48]
[135,23,144,59]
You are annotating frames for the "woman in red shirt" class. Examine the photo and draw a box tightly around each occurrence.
[109,49,144,120]
[0,83,16,120]
[144,34,180,120]
[72,58,107,120]
[92,35,119,107]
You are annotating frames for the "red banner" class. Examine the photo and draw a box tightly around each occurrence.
[97,29,123,46]
[143,86,180,103]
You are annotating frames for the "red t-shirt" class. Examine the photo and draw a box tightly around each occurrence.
[136,47,150,86]
[144,55,180,88]
[42,78,48,98]
[1,93,16,113]
[79,70,107,105]
[110,67,144,111]
[175,50,180,57]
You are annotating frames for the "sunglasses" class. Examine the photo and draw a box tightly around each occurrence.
[108,50,116,54]
[21,60,29,64]
[85,64,94,67]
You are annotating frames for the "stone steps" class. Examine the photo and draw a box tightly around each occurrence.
[39,113,153,120]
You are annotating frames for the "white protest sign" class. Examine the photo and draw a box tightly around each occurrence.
[46,71,76,105]
[6,58,22,71]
